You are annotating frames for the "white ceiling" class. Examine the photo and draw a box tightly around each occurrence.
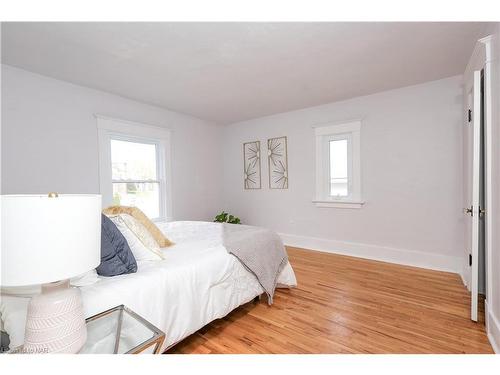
[1,22,491,124]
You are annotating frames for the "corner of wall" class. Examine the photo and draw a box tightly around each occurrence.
[460,261,470,291]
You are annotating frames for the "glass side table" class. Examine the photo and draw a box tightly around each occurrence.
[80,305,165,354]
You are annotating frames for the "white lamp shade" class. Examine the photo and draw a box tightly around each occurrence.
[1,194,102,287]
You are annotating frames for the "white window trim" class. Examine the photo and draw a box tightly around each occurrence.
[314,120,364,209]
[96,114,173,222]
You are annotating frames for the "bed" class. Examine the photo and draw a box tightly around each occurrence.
[0,221,297,352]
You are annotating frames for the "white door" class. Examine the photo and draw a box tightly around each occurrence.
[470,69,483,322]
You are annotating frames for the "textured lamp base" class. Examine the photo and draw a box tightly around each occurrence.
[24,280,87,354]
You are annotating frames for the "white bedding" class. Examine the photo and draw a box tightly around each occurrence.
[0,221,297,352]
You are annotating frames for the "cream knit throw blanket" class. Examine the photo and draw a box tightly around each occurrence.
[222,223,288,305]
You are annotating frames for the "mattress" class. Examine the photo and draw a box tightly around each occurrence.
[0,221,297,352]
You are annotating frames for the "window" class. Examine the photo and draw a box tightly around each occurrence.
[111,138,160,219]
[97,116,172,221]
[329,137,349,197]
[314,120,363,208]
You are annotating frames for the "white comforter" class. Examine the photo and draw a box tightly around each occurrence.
[0,221,297,352]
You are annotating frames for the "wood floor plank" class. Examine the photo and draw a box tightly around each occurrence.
[167,247,493,354]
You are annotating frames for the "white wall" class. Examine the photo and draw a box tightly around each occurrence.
[222,76,464,272]
[1,65,223,221]
[485,23,500,354]
[0,64,469,273]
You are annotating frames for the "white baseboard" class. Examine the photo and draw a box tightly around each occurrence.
[279,232,462,273]
[461,262,471,291]
[486,300,500,354]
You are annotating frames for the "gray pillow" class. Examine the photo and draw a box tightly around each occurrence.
[97,214,137,276]
[1,331,10,353]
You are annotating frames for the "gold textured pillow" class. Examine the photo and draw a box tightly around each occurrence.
[102,206,174,247]
[115,214,164,260]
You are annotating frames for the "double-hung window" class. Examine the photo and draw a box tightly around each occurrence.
[110,137,161,219]
[97,116,172,221]
[314,120,363,208]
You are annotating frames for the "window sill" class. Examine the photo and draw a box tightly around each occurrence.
[312,199,365,209]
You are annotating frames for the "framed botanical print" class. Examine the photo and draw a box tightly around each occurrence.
[267,136,288,189]
[243,141,261,189]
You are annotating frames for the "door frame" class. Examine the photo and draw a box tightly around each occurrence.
[471,69,481,322]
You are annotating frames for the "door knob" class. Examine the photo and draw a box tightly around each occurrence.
[464,207,473,216]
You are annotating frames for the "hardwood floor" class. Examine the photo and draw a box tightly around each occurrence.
[167,247,493,354]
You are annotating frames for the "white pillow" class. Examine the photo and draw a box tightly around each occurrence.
[0,270,100,297]
[109,214,163,261]
[0,295,30,349]
[1,285,40,297]
[70,270,100,287]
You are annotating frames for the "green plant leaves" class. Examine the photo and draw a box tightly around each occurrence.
[214,211,241,224]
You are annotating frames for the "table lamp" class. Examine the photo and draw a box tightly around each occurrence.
[1,194,101,353]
